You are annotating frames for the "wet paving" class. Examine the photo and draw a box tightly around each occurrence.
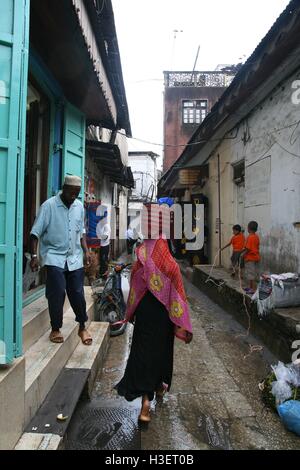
[65,405,140,450]
[66,278,300,450]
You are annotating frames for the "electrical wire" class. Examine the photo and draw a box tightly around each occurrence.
[290,120,300,146]
[205,250,226,289]
[118,119,300,149]
[127,79,163,84]
[244,134,300,171]
[275,139,300,159]
[132,171,156,182]
[205,251,264,357]
[245,144,274,169]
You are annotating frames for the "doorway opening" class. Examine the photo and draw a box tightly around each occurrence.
[23,79,50,299]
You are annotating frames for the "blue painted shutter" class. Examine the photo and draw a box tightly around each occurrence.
[62,104,86,200]
[0,0,29,363]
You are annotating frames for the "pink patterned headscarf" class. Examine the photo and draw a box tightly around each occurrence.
[126,238,193,342]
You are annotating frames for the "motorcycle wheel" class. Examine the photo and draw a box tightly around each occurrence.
[98,300,127,336]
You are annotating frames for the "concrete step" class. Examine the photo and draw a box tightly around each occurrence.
[0,358,25,450]
[23,295,70,353]
[15,433,63,451]
[16,321,109,450]
[65,321,109,397]
[24,288,95,427]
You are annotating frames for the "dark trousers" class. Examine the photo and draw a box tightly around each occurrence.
[45,265,88,331]
[127,238,136,255]
[100,245,109,276]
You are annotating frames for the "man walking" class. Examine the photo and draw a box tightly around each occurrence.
[30,175,93,345]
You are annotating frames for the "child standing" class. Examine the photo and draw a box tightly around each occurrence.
[241,221,260,294]
[221,225,245,277]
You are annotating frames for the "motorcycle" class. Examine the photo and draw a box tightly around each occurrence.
[92,263,131,336]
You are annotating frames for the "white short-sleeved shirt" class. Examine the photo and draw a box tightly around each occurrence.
[97,223,111,247]
[30,193,85,271]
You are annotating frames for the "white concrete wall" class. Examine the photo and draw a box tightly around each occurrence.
[199,67,300,273]
[129,154,157,201]
[116,129,129,166]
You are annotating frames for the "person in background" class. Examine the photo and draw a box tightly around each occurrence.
[241,221,260,294]
[97,209,111,279]
[30,175,92,345]
[125,225,138,255]
[221,224,245,277]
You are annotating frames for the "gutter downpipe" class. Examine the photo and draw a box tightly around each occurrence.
[217,153,222,266]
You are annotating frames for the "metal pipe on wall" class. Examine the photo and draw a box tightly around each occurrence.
[217,153,222,266]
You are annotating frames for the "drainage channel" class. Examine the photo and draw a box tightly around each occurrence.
[64,324,142,451]
[64,402,141,450]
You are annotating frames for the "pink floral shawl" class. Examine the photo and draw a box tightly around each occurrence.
[126,238,193,342]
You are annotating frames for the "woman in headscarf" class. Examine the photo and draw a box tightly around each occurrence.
[115,234,193,422]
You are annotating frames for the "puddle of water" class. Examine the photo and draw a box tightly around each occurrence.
[198,413,232,450]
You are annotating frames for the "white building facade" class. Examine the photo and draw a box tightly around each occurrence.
[129,151,159,202]
[128,151,159,236]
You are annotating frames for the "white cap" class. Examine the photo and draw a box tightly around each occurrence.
[64,175,82,187]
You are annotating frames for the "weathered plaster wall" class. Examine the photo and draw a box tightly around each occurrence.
[200,68,300,273]
[163,86,226,172]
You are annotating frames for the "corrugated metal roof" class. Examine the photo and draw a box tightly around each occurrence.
[84,0,132,136]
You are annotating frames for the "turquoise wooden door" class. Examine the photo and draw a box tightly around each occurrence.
[62,104,86,200]
[0,0,29,363]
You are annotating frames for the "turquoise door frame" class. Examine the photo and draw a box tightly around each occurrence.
[23,55,86,310]
[0,6,87,361]
[29,52,86,197]
[28,49,64,199]
[23,54,86,310]
[22,51,63,309]
[0,0,30,363]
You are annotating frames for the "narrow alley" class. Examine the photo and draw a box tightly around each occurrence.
[65,278,300,451]
[2,0,300,454]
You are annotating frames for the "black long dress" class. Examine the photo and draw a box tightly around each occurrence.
[115,290,174,401]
